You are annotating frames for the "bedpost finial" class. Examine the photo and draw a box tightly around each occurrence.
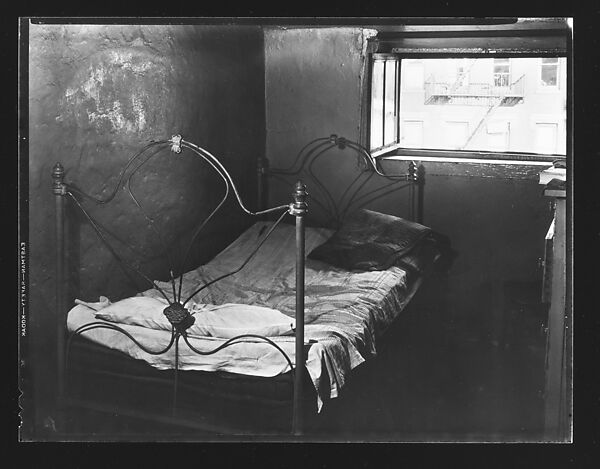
[52,163,66,195]
[52,162,64,180]
[170,135,183,154]
[408,161,418,181]
[289,181,308,216]
[293,181,308,204]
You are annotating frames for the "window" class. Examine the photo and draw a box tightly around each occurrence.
[534,123,558,155]
[384,60,398,147]
[369,55,567,157]
[486,121,510,151]
[493,58,511,88]
[400,120,424,148]
[540,57,560,88]
[444,121,469,149]
[369,58,399,151]
[370,60,384,149]
[454,59,470,88]
[402,60,424,90]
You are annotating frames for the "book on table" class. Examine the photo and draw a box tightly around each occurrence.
[539,166,566,185]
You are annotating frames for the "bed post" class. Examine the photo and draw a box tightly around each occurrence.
[408,161,417,221]
[291,181,308,436]
[52,163,67,415]
[257,155,269,212]
[417,164,425,225]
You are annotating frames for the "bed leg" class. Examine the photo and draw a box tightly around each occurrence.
[52,163,67,431]
[291,181,308,436]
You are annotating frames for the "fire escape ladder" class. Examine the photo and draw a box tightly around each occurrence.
[460,73,525,150]
[460,102,501,150]
[449,59,477,93]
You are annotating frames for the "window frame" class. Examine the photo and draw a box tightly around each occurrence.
[366,51,568,163]
[492,57,511,88]
[486,120,511,152]
[369,53,401,155]
[400,117,425,148]
[538,56,562,92]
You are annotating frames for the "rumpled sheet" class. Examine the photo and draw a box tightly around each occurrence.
[67,221,425,410]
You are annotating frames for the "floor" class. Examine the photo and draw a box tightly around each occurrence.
[60,273,549,442]
[312,275,548,442]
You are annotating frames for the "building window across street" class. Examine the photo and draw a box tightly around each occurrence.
[534,122,559,155]
[400,120,424,148]
[493,58,511,88]
[540,57,560,89]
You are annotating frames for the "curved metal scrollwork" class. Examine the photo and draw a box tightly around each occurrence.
[266,134,420,228]
[62,135,300,425]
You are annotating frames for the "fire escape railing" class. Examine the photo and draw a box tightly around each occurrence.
[424,74,525,106]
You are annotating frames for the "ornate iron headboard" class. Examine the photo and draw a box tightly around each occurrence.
[259,134,425,228]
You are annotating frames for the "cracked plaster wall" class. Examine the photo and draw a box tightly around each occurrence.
[26,23,265,436]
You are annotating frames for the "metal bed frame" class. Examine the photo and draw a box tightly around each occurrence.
[52,133,424,436]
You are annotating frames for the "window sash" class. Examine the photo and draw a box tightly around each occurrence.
[369,57,400,152]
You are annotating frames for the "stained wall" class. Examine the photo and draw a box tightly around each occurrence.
[25,23,265,437]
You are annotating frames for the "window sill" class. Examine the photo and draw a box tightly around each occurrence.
[376,150,564,179]
[375,147,562,164]
[384,154,553,166]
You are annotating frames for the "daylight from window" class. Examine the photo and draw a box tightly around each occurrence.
[370,57,567,155]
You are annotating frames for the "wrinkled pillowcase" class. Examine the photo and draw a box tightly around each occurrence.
[93,296,295,339]
[307,209,432,271]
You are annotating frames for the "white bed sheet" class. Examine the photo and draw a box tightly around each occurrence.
[67,221,423,409]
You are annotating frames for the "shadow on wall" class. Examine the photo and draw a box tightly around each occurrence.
[25,23,265,438]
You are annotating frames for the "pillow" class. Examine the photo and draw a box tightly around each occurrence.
[190,304,295,339]
[393,235,440,281]
[93,296,295,339]
[307,209,432,271]
[94,296,171,330]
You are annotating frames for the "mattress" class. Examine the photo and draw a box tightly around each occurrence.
[66,335,318,433]
[67,221,439,409]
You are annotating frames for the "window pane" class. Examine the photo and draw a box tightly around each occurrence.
[444,121,469,149]
[541,64,558,87]
[370,60,384,150]
[486,121,510,151]
[383,60,398,146]
[403,61,424,90]
[534,123,558,154]
[395,56,566,154]
[494,74,510,87]
[401,120,424,148]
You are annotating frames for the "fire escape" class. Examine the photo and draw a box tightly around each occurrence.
[424,72,526,150]
[424,74,525,107]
